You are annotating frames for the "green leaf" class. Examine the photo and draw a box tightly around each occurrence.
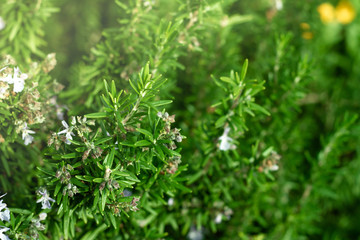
[93,178,104,183]
[92,188,100,210]
[85,112,108,118]
[187,170,204,184]
[220,76,235,85]
[172,180,192,193]
[160,144,181,157]
[54,182,62,196]
[111,80,117,98]
[136,128,153,141]
[75,175,94,182]
[114,0,128,10]
[103,79,109,92]
[119,141,135,147]
[143,62,150,80]
[129,79,139,94]
[68,139,82,145]
[104,148,115,167]
[101,189,107,211]
[108,212,117,229]
[112,170,130,177]
[249,102,271,116]
[154,145,165,162]
[149,100,173,107]
[215,115,227,128]
[37,167,55,176]
[71,178,88,188]
[134,140,152,147]
[9,17,21,41]
[80,224,108,240]
[62,153,80,159]
[64,211,70,240]
[8,208,32,214]
[0,156,10,176]
[125,173,140,182]
[240,59,248,81]
[94,136,113,145]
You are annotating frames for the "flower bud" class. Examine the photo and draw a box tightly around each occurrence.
[99,182,106,191]
[55,170,61,178]
[112,180,120,189]
[68,190,74,198]
[176,135,183,142]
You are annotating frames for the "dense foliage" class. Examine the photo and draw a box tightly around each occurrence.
[1,0,360,239]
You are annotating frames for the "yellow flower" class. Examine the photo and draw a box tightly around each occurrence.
[318,3,336,23]
[302,31,314,40]
[300,23,313,40]
[335,0,356,24]
[300,22,311,30]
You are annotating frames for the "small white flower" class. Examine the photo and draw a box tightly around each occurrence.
[218,127,236,151]
[0,227,10,240]
[57,120,75,144]
[275,0,283,10]
[39,213,47,221]
[188,226,203,240]
[269,164,279,171]
[12,67,27,93]
[215,213,223,224]
[0,208,10,223]
[71,116,76,125]
[0,67,28,93]
[168,198,174,206]
[22,123,35,145]
[0,83,9,99]
[0,17,5,31]
[0,194,10,223]
[0,73,12,84]
[36,189,55,209]
[224,206,234,219]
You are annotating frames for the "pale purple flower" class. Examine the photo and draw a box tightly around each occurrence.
[218,127,236,151]
[57,120,75,144]
[0,227,10,240]
[123,189,132,197]
[22,123,35,145]
[36,189,55,209]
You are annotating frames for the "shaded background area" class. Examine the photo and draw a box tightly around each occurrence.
[43,0,119,86]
